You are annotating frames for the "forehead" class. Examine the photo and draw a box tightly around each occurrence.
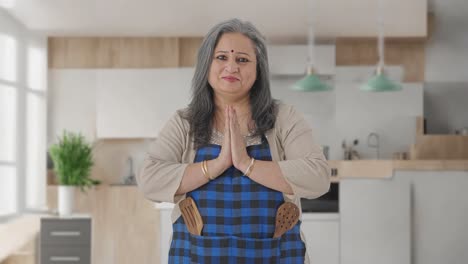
[214,33,256,55]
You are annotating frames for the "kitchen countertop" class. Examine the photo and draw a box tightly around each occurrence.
[328,159,468,181]
[108,183,137,186]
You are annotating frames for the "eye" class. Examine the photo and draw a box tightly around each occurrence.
[215,55,227,60]
[237,57,250,63]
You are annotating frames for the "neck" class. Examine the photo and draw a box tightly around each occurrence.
[214,94,251,116]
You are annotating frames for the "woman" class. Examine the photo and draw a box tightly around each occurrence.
[137,18,330,263]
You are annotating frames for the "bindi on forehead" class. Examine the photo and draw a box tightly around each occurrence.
[231,50,234,53]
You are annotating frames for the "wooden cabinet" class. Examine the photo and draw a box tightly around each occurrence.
[46,186,159,264]
[48,37,202,69]
[96,68,194,138]
[301,213,340,264]
[40,217,92,264]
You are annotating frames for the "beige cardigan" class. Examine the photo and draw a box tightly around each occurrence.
[137,103,331,263]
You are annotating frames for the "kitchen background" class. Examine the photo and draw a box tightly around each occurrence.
[41,0,467,185]
[1,0,468,263]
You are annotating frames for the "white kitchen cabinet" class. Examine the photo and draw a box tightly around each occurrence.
[48,70,98,142]
[96,68,194,138]
[395,171,468,264]
[301,213,340,264]
[155,202,174,264]
[340,178,411,264]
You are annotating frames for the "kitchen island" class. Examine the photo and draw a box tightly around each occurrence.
[334,159,468,264]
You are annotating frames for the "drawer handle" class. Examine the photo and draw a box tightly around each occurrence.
[50,231,81,237]
[50,256,80,262]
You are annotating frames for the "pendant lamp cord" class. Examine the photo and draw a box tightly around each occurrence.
[307,0,315,70]
[377,0,385,69]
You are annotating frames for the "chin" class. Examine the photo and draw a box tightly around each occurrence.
[220,84,241,91]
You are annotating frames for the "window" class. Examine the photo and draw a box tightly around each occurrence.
[0,84,16,162]
[25,92,47,209]
[0,33,18,218]
[0,166,17,215]
[0,33,16,82]
[0,18,47,219]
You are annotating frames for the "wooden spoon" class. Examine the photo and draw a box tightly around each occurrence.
[179,197,204,236]
[273,202,300,238]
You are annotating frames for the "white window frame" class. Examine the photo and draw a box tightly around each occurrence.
[0,9,47,222]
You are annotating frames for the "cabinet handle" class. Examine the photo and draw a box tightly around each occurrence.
[50,231,81,237]
[50,256,80,262]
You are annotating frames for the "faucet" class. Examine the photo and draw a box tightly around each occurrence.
[342,139,360,160]
[124,156,136,185]
[367,132,380,159]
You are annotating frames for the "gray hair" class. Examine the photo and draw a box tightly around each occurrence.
[183,18,277,149]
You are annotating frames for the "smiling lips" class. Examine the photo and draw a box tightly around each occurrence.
[222,76,239,82]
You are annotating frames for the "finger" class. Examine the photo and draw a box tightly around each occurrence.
[231,107,238,128]
[222,106,229,145]
[229,106,233,129]
[225,106,230,133]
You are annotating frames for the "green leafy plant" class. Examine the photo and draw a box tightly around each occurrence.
[49,131,100,190]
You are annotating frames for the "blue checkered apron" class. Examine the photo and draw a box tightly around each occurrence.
[169,136,306,263]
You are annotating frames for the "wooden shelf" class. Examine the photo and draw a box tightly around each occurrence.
[410,116,468,160]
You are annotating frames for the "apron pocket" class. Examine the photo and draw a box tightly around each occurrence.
[189,234,281,264]
[230,236,281,264]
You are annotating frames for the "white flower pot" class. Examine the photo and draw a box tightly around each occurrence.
[58,185,75,216]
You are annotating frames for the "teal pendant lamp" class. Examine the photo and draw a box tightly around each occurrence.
[292,0,332,92]
[292,66,332,92]
[361,66,402,92]
[360,0,402,92]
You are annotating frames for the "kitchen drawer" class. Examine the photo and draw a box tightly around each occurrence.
[41,218,91,246]
[41,246,90,264]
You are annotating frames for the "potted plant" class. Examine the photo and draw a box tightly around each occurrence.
[49,131,100,216]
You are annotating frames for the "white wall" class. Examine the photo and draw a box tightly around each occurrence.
[423,0,468,134]
[270,66,423,160]
[425,0,468,82]
[424,82,468,134]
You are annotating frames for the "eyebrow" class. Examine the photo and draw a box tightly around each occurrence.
[215,50,252,58]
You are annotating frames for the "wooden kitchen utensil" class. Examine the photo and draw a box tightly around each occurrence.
[179,197,204,236]
[273,202,300,238]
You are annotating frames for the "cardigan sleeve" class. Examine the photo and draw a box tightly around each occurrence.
[276,105,331,199]
[136,111,189,203]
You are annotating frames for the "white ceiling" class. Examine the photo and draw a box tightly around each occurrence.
[2,0,427,39]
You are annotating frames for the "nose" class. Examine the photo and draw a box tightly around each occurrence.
[224,59,239,73]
